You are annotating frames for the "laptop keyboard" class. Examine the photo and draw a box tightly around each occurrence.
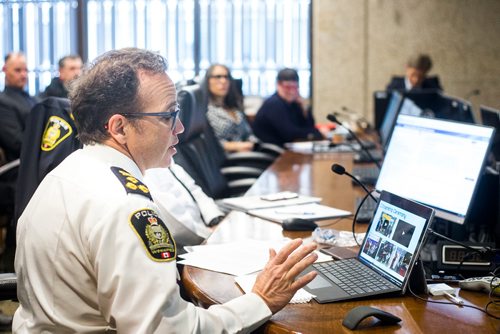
[313,258,397,296]
[355,196,377,222]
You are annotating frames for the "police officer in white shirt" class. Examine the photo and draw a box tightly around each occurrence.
[13,48,318,333]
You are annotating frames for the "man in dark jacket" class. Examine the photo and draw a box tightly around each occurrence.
[386,53,443,92]
[40,55,83,98]
[0,52,38,162]
[252,68,325,146]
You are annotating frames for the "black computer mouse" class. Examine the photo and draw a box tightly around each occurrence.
[281,218,318,231]
[342,306,401,330]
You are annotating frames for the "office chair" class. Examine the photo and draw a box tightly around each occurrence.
[176,85,262,198]
[0,156,18,306]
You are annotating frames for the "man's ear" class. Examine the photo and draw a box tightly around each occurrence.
[106,114,129,144]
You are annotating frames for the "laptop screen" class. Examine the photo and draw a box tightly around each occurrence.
[375,112,495,224]
[358,191,434,286]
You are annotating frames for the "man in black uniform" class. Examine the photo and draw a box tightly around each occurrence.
[0,52,38,163]
[39,55,83,98]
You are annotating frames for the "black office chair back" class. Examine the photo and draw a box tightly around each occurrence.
[176,85,232,198]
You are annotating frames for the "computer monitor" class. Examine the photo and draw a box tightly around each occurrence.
[480,105,500,161]
[399,96,424,117]
[403,91,475,124]
[375,113,495,225]
[378,91,404,150]
[373,91,390,131]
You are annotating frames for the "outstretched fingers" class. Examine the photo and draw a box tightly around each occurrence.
[267,238,303,266]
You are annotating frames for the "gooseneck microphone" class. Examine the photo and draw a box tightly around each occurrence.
[327,114,381,169]
[331,164,377,202]
[331,163,377,246]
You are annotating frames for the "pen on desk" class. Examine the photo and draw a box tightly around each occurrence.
[274,210,316,215]
[443,292,464,306]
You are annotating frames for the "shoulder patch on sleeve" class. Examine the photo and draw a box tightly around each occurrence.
[41,115,73,151]
[111,167,153,201]
[129,208,176,262]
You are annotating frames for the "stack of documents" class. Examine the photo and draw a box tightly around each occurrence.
[178,239,331,276]
[219,191,321,212]
[248,203,352,223]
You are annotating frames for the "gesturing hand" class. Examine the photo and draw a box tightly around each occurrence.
[251,239,318,314]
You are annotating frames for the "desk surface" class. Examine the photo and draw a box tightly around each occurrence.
[182,151,499,333]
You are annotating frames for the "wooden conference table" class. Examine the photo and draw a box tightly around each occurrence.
[181,150,499,333]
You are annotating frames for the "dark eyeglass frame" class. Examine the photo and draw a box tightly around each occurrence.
[118,108,180,130]
[209,74,230,80]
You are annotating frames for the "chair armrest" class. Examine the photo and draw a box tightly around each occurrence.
[256,142,285,157]
[0,159,20,176]
[0,273,17,301]
[225,178,258,197]
[225,151,275,169]
[220,166,263,181]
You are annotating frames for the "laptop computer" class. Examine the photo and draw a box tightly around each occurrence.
[301,190,435,303]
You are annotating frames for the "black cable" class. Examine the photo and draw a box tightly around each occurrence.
[351,191,373,247]
[168,167,207,226]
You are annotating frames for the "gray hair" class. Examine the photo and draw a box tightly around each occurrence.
[69,48,168,144]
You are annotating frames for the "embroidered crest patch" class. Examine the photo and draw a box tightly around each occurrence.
[111,167,153,201]
[41,116,73,151]
[129,209,176,261]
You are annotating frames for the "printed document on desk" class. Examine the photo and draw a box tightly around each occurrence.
[248,203,352,223]
[220,192,321,212]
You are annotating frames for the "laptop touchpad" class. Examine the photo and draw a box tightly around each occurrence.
[307,275,331,289]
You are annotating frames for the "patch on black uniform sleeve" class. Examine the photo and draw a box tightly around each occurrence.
[111,167,153,201]
[129,209,176,262]
[41,116,73,151]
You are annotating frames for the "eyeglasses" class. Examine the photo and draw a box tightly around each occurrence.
[209,74,229,80]
[118,107,180,130]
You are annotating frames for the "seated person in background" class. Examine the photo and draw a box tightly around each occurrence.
[386,53,443,91]
[252,68,326,146]
[13,48,318,332]
[0,52,38,163]
[204,64,259,152]
[40,54,83,98]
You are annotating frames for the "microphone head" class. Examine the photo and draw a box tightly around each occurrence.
[331,164,346,175]
[327,113,341,125]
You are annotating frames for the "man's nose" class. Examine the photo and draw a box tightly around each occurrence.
[174,119,185,134]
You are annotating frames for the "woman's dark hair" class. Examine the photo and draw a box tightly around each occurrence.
[202,64,243,110]
[69,48,168,144]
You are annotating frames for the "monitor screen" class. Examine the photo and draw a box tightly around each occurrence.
[379,91,404,150]
[375,113,495,224]
[480,105,500,161]
[399,97,423,117]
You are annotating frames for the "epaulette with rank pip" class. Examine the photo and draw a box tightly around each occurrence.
[111,167,153,201]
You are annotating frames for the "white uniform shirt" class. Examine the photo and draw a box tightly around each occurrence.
[13,144,271,333]
[144,161,224,250]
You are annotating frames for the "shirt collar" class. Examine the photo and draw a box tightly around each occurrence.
[404,76,413,91]
[82,144,145,181]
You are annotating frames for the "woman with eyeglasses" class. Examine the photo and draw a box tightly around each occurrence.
[203,64,258,153]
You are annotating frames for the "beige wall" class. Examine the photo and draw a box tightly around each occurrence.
[313,0,500,124]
